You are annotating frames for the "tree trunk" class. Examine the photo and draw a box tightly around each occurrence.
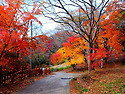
[71,64,76,70]
[104,58,108,63]
[87,43,92,71]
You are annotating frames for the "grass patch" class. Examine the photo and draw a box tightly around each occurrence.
[51,65,71,71]
[63,65,72,69]
[57,67,64,71]
[89,72,125,93]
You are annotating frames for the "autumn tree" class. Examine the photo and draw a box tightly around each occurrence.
[91,1,125,67]
[44,0,125,71]
[0,0,44,69]
[49,30,74,53]
[42,0,115,71]
[50,36,88,66]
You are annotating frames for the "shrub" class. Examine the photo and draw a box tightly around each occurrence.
[57,67,64,71]
[50,67,54,71]
[72,78,77,81]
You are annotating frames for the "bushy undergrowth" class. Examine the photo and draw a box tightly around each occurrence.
[50,65,71,71]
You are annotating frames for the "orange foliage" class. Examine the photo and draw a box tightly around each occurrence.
[50,0,125,68]
[99,5,125,53]
[90,1,125,68]
[0,0,44,68]
[50,36,87,65]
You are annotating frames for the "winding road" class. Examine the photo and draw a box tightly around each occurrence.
[15,72,82,94]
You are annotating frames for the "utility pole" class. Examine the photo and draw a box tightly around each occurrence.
[30,21,33,69]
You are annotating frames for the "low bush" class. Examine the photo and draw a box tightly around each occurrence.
[50,67,54,71]
[51,65,71,71]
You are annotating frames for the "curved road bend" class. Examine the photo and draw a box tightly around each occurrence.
[15,72,82,94]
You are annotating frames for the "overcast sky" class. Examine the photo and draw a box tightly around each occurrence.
[37,0,112,36]
[39,16,59,35]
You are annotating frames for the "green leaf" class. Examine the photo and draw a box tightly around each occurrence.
[82,88,87,92]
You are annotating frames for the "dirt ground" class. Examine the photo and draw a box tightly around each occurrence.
[51,63,69,68]
[69,64,125,94]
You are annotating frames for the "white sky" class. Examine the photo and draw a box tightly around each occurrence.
[38,0,111,36]
[39,17,59,34]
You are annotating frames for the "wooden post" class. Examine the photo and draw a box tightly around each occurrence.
[20,66,23,80]
[44,68,47,75]
[11,68,14,84]
[38,65,40,75]
[47,68,49,74]
[41,67,43,75]
[35,65,37,76]
[28,66,31,77]
[0,65,2,85]
[48,67,51,74]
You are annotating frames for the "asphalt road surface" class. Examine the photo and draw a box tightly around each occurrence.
[15,72,82,94]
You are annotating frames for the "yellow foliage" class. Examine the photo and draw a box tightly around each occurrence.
[51,37,87,65]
